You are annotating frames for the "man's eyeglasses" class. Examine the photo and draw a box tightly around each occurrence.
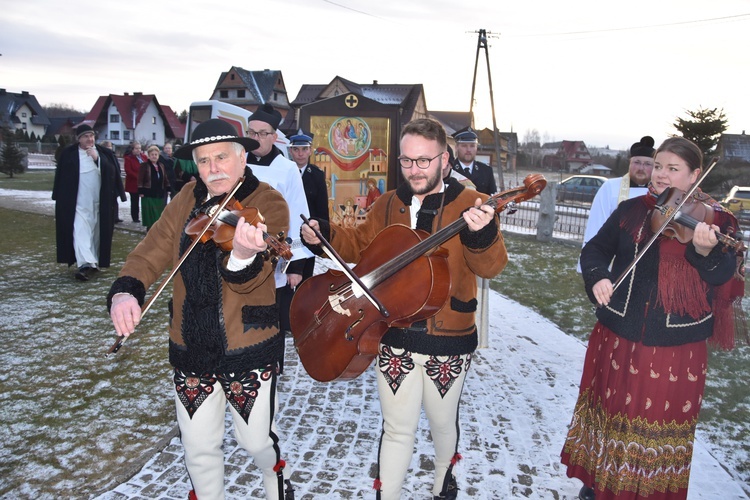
[631,159,654,168]
[398,152,443,169]
[248,130,275,139]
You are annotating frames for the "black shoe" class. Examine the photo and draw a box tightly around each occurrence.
[434,475,458,499]
[115,218,123,223]
[74,266,91,281]
[284,479,295,500]
[579,485,596,500]
[133,219,140,223]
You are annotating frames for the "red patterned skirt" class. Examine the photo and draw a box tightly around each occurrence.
[561,323,707,499]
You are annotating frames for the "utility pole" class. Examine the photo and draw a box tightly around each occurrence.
[469,29,505,191]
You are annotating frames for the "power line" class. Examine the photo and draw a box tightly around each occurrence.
[511,12,750,38]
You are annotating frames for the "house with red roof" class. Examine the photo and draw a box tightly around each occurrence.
[79,92,185,146]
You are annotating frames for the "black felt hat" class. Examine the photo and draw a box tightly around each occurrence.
[629,136,655,158]
[173,119,259,160]
[249,103,282,130]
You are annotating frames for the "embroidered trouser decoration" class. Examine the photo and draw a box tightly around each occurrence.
[174,369,217,418]
[217,365,276,424]
[378,345,415,395]
[426,354,470,398]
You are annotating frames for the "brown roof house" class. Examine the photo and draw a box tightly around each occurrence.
[541,140,592,172]
[80,92,184,146]
[209,67,291,122]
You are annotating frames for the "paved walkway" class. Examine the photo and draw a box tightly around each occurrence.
[1,179,746,500]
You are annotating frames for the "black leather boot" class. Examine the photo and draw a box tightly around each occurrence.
[433,474,458,499]
[579,485,596,500]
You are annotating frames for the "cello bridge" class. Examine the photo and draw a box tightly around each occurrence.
[328,293,351,317]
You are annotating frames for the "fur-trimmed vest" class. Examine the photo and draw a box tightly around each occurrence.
[107,168,290,374]
[307,177,508,356]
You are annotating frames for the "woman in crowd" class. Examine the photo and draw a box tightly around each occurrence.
[123,141,146,223]
[562,137,745,499]
[138,145,170,231]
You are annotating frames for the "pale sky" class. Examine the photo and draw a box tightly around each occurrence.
[2,0,749,150]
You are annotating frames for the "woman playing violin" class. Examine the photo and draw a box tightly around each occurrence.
[107,119,295,500]
[562,137,745,500]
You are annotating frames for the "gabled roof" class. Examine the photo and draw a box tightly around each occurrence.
[428,111,473,136]
[84,93,160,129]
[160,105,185,142]
[0,89,51,128]
[83,93,182,139]
[215,67,285,106]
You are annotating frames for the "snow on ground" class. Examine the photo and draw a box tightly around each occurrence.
[1,185,747,499]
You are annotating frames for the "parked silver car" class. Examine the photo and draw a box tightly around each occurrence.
[556,175,607,203]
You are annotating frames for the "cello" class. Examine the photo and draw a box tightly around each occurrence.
[290,173,546,382]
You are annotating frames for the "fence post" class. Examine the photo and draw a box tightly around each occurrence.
[536,182,557,242]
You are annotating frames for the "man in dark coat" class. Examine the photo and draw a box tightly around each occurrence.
[53,124,126,281]
[452,127,497,195]
[288,129,329,281]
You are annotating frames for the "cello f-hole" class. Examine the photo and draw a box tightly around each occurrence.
[345,310,365,341]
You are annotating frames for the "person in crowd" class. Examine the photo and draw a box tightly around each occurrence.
[301,118,508,499]
[160,142,178,202]
[100,140,123,224]
[53,124,126,281]
[108,119,294,500]
[245,104,313,335]
[288,129,329,283]
[452,127,496,195]
[562,137,746,500]
[577,136,655,271]
[174,146,199,193]
[138,145,170,231]
[124,141,146,222]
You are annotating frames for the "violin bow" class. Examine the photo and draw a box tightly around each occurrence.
[300,214,389,317]
[612,158,719,291]
[106,177,246,357]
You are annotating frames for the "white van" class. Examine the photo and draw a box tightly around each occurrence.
[185,100,290,157]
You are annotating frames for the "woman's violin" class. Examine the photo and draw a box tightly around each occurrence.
[185,198,293,261]
[652,187,745,252]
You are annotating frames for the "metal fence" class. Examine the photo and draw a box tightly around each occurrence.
[499,199,588,243]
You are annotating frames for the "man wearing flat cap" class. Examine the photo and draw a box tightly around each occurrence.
[578,135,655,272]
[108,119,295,499]
[288,129,329,283]
[245,104,314,334]
[53,124,126,281]
[452,127,497,195]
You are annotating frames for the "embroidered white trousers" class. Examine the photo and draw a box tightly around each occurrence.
[375,347,470,499]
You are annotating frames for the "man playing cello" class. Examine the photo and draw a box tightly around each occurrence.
[300,118,508,499]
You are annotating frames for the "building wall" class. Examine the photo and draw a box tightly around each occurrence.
[15,104,46,138]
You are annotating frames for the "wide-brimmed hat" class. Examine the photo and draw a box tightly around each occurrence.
[174,119,259,160]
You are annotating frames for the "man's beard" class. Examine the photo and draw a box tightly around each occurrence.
[408,162,443,195]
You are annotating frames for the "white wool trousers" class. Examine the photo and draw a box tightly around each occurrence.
[175,372,285,500]
[375,347,470,499]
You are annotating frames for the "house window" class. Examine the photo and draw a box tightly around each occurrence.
[238,90,245,98]
[22,123,27,129]
[152,132,156,140]
[231,74,235,80]
[21,112,27,118]
[110,131,120,140]
[220,90,228,98]
[110,114,120,123]
[152,117,156,124]
[274,92,278,100]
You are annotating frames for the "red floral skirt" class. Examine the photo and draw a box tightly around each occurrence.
[561,323,707,499]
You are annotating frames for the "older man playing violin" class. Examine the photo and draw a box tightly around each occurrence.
[107,119,295,500]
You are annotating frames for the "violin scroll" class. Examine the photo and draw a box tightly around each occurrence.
[486,174,547,214]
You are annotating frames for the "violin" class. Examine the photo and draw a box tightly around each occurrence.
[185,198,293,261]
[290,174,547,382]
[652,187,745,252]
